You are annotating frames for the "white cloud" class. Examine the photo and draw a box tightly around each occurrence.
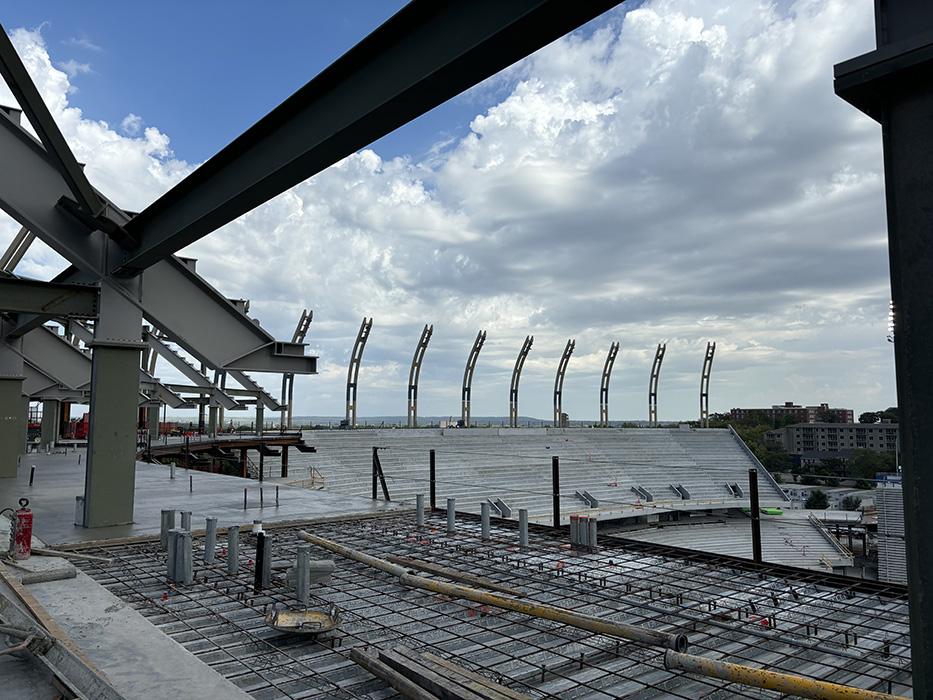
[63,36,102,52]
[0,3,896,422]
[120,113,143,135]
[57,58,91,79]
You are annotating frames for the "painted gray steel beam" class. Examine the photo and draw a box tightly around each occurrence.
[19,326,91,390]
[461,329,486,427]
[0,24,103,217]
[648,342,666,427]
[599,341,619,427]
[0,225,31,270]
[3,229,35,272]
[22,359,60,397]
[115,0,624,273]
[406,323,433,428]
[0,275,99,318]
[834,2,933,691]
[346,317,372,427]
[508,335,533,428]
[226,369,283,411]
[144,331,239,409]
[0,114,316,374]
[552,338,574,427]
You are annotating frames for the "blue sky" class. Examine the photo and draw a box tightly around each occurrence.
[2,1,490,162]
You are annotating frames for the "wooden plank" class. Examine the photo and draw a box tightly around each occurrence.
[386,554,526,597]
[379,647,491,700]
[419,651,531,700]
[349,647,441,700]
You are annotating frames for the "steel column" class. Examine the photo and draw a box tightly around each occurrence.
[552,455,561,529]
[40,399,59,449]
[699,341,716,428]
[509,335,533,428]
[407,324,433,428]
[345,317,372,428]
[82,285,144,528]
[648,342,666,427]
[748,468,762,564]
[834,3,933,691]
[599,341,620,427]
[460,330,486,427]
[552,338,575,427]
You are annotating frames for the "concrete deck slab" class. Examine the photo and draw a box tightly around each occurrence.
[29,570,253,700]
[0,452,401,545]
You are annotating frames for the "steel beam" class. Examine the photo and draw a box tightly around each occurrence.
[114,0,624,274]
[226,369,282,411]
[552,338,575,427]
[0,275,99,318]
[648,342,666,427]
[699,341,716,428]
[346,317,372,428]
[508,335,533,428]
[461,329,486,427]
[40,398,59,448]
[19,326,91,390]
[835,3,933,692]
[0,226,34,271]
[144,330,239,410]
[599,341,620,427]
[407,323,433,428]
[0,24,103,217]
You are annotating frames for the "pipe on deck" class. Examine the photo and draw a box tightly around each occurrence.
[297,530,687,652]
[664,650,907,700]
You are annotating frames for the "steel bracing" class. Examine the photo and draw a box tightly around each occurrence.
[0,225,34,272]
[599,340,620,427]
[699,341,716,428]
[834,2,933,690]
[553,338,575,427]
[648,342,666,427]
[345,317,372,428]
[407,324,433,428]
[281,309,312,428]
[509,335,533,428]
[460,330,486,427]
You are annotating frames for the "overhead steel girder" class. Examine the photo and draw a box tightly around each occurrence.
[407,323,433,428]
[599,341,620,427]
[22,360,61,397]
[461,329,486,428]
[143,330,239,410]
[0,26,103,217]
[509,335,533,428]
[138,368,185,409]
[18,326,91,390]
[0,113,316,375]
[553,338,575,427]
[699,341,716,428]
[226,369,283,411]
[648,342,666,427]
[0,226,35,271]
[0,275,99,318]
[114,0,624,274]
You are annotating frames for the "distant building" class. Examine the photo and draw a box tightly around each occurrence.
[731,402,853,424]
[781,484,874,510]
[765,422,898,456]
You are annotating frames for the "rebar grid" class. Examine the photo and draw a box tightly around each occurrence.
[73,512,911,700]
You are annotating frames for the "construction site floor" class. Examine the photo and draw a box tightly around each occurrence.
[0,452,402,545]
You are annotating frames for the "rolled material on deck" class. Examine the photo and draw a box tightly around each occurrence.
[298,530,687,652]
[664,650,907,700]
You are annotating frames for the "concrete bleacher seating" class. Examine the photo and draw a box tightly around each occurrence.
[281,427,788,524]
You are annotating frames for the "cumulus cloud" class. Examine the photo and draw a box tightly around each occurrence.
[120,113,143,135]
[0,2,895,421]
[57,58,91,79]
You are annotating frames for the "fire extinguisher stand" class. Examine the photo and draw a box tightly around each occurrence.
[3,498,33,560]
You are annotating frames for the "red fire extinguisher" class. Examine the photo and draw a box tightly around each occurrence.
[6,498,33,560]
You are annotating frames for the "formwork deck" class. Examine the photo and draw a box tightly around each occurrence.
[70,512,912,699]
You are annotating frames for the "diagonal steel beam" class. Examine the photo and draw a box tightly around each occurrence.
[0,23,103,216]
[116,0,623,273]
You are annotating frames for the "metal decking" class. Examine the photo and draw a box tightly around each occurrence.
[72,512,912,699]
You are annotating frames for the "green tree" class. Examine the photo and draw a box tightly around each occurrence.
[805,490,830,509]
[850,449,895,479]
[816,408,842,423]
[858,411,878,424]
[840,495,862,511]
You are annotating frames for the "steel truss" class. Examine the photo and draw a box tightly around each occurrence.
[509,335,533,428]
[407,324,433,428]
[648,342,666,427]
[461,330,486,428]
[699,341,715,428]
[553,338,575,427]
[599,341,620,427]
[345,318,372,428]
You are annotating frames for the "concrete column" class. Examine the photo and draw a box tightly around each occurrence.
[296,543,310,607]
[148,405,160,439]
[416,494,424,527]
[160,509,176,550]
[446,498,455,534]
[227,525,239,575]
[0,334,26,477]
[41,399,59,450]
[59,402,71,437]
[519,508,528,549]
[83,285,144,528]
[208,405,218,437]
[204,517,217,563]
[480,502,490,541]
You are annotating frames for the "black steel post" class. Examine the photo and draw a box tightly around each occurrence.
[834,4,933,690]
[748,468,762,564]
[184,434,190,468]
[372,446,378,501]
[253,531,265,593]
[258,442,264,482]
[429,449,436,511]
[551,456,561,529]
